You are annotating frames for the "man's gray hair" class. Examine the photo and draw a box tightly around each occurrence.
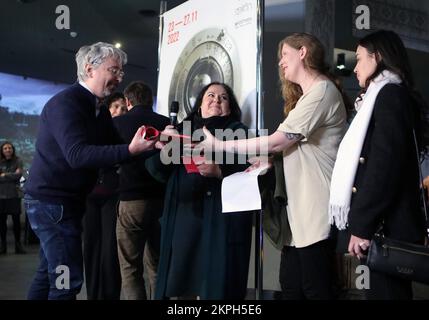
[75,42,127,82]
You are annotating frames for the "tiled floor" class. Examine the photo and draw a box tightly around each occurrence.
[0,224,428,300]
[0,242,88,300]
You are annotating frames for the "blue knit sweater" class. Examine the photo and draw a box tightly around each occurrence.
[25,83,130,206]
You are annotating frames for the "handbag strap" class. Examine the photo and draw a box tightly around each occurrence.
[408,86,428,227]
[412,128,429,225]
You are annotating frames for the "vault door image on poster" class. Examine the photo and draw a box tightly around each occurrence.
[168,28,240,120]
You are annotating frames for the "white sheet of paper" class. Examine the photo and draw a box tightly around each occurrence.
[221,163,270,213]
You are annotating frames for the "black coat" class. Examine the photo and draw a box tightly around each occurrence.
[113,105,170,200]
[146,120,253,300]
[347,84,427,244]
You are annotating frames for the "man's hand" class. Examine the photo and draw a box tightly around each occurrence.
[128,126,156,155]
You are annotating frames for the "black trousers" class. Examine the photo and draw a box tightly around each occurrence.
[0,198,22,244]
[83,196,121,300]
[279,239,335,300]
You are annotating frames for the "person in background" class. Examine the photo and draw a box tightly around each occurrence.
[83,91,127,300]
[197,34,348,299]
[113,81,170,300]
[329,30,429,300]
[0,141,26,254]
[107,92,127,117]
[24,42,155,300]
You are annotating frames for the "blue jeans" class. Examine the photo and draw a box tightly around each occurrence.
[24,195,84,300]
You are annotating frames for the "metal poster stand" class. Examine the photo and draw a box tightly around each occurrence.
[157,0,265,300]
[157,1,167,78]
[255,0,264,300]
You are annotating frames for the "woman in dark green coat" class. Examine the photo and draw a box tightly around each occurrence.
[146,82,253,299]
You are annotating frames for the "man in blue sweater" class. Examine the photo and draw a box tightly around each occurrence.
[24,42,155,300]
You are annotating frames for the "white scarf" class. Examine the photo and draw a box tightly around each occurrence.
[329,70,402,230]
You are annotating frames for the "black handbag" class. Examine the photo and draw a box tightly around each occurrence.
[366,129,429,284]
[367,234,429,284]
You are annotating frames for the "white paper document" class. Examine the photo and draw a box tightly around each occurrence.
[221,163,270,213]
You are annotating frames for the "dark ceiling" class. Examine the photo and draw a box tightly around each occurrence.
[0,0,305,92]
[0,0,188,90]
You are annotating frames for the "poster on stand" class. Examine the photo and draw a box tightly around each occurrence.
[157,0,259,129]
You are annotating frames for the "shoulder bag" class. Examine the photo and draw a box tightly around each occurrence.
[366,128,429,284]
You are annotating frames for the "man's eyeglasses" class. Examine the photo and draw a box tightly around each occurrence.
[107,67,125,78]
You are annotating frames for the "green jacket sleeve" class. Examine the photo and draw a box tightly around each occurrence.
[261,153,291,250]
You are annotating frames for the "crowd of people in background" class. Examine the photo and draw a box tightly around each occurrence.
[1,28,428,301]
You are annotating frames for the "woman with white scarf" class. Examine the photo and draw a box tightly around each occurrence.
[329,30,429,300]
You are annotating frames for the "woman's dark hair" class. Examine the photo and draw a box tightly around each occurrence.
[185,81,241,122]
[0,141,17,161]
[358,29,429,154]
[105,92,125,108]
[358,30,414,90]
